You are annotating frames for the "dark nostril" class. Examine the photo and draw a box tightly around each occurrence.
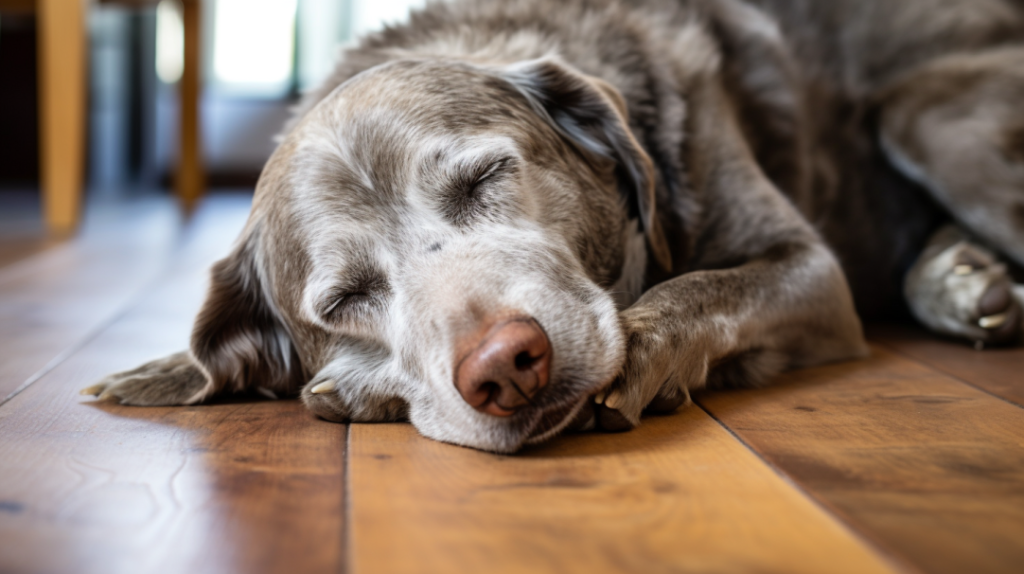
[479,381,500,402]
[514,351,535,370]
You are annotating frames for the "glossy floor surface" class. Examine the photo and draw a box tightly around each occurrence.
[1,195,1022,574]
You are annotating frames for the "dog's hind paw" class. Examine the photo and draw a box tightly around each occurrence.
[81,351,209,406]
[906,230,1022,345]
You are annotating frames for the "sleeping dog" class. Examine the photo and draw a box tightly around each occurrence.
[83,0,1024,452]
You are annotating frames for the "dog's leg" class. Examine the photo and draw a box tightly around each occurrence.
[904,224,1022,345]
[593,77,868,431]
[80,351,211,405]
[879,48,1024,268]
[593,242,867,431]
[878,48,1024,345]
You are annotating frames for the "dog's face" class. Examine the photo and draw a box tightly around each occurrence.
[189,59,670,452]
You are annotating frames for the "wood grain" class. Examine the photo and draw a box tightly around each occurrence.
[0,195,345,574]
[869,323,1024,408]
[698,345,1024,574]
[0,235,62,271]
[0,199,183,402]
[348,413,900,574]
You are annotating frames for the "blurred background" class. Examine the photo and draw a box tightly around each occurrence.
[0,0,424,238]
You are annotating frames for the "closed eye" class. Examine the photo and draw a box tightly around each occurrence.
[464,157,513,196]
[444,156,517,225]
[318,273,389,322]
[322,290,370,316]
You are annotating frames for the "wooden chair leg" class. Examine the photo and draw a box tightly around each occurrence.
[37,0,88,234]
[177,0,204,212]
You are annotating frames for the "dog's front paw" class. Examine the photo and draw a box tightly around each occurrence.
[592,306,699,432]
[80,351,209,406]
[906,238,1022,345]
[301,378,408,423]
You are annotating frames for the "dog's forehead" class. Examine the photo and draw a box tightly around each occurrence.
[277,61,535,270]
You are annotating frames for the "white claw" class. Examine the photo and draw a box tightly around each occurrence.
[79,384,105,396]
[310,380,336,394]
[979,313,1008,329]
[604,391,622,410]
[593,391,607,405]
[953,265,974,276]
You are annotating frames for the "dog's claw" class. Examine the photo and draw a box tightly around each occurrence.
[979,313,1008,329]
[593,391,607,405]
[79,384,106,397]
[953,264,974,276]
[594,403,634,432]
[603,391,623,410]
[310,380,336,394]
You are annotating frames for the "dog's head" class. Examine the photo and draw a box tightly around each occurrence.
[189,58,670,452]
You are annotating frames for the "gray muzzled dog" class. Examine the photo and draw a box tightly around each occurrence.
[84,0,1024,452]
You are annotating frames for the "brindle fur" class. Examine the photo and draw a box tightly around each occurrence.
[85,0,1024,451]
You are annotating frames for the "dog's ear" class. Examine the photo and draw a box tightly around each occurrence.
[502,58,672,272]
[190,229,303,397]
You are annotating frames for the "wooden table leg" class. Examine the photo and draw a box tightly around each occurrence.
[36,0,88,234]
[177,0,204,212]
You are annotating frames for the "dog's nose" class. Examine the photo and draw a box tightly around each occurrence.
[455,317,551,416]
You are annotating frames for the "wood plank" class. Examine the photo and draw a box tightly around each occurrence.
[348,413,901,574]
[0,198,183,402]
[0,194,346,574]
[37,0,88,232]
[0,193,54,270]
[0,235,62,270]
[868,323,1024,408]
[697,345,1024,574]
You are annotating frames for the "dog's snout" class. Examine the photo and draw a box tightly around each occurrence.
[455,317,551,416]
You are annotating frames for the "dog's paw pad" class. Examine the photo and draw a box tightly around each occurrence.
[907,240,1022,344]
[645,384,692,414]
[590,390,633,432]
[594,402,635,432]
[979,281,1012,317]
[974,278,1020,342]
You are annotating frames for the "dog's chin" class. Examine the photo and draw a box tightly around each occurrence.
[523,396,590,445]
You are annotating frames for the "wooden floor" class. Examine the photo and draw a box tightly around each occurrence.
[1,195,1022,574]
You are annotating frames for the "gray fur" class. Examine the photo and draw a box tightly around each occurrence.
[86,0,1024,451]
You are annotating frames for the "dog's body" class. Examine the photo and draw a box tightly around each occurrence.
[86,0,1024,452]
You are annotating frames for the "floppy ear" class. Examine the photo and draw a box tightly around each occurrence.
[502,58,672,272]
[190,230,304,397]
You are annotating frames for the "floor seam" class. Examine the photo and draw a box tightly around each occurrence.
[343,424,353,574]
[873,340,1024,410]
[694,400,923,574]
[0,223,191,409]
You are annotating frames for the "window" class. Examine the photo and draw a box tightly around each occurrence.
[155,0,425,95]
[212,0,298,94]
